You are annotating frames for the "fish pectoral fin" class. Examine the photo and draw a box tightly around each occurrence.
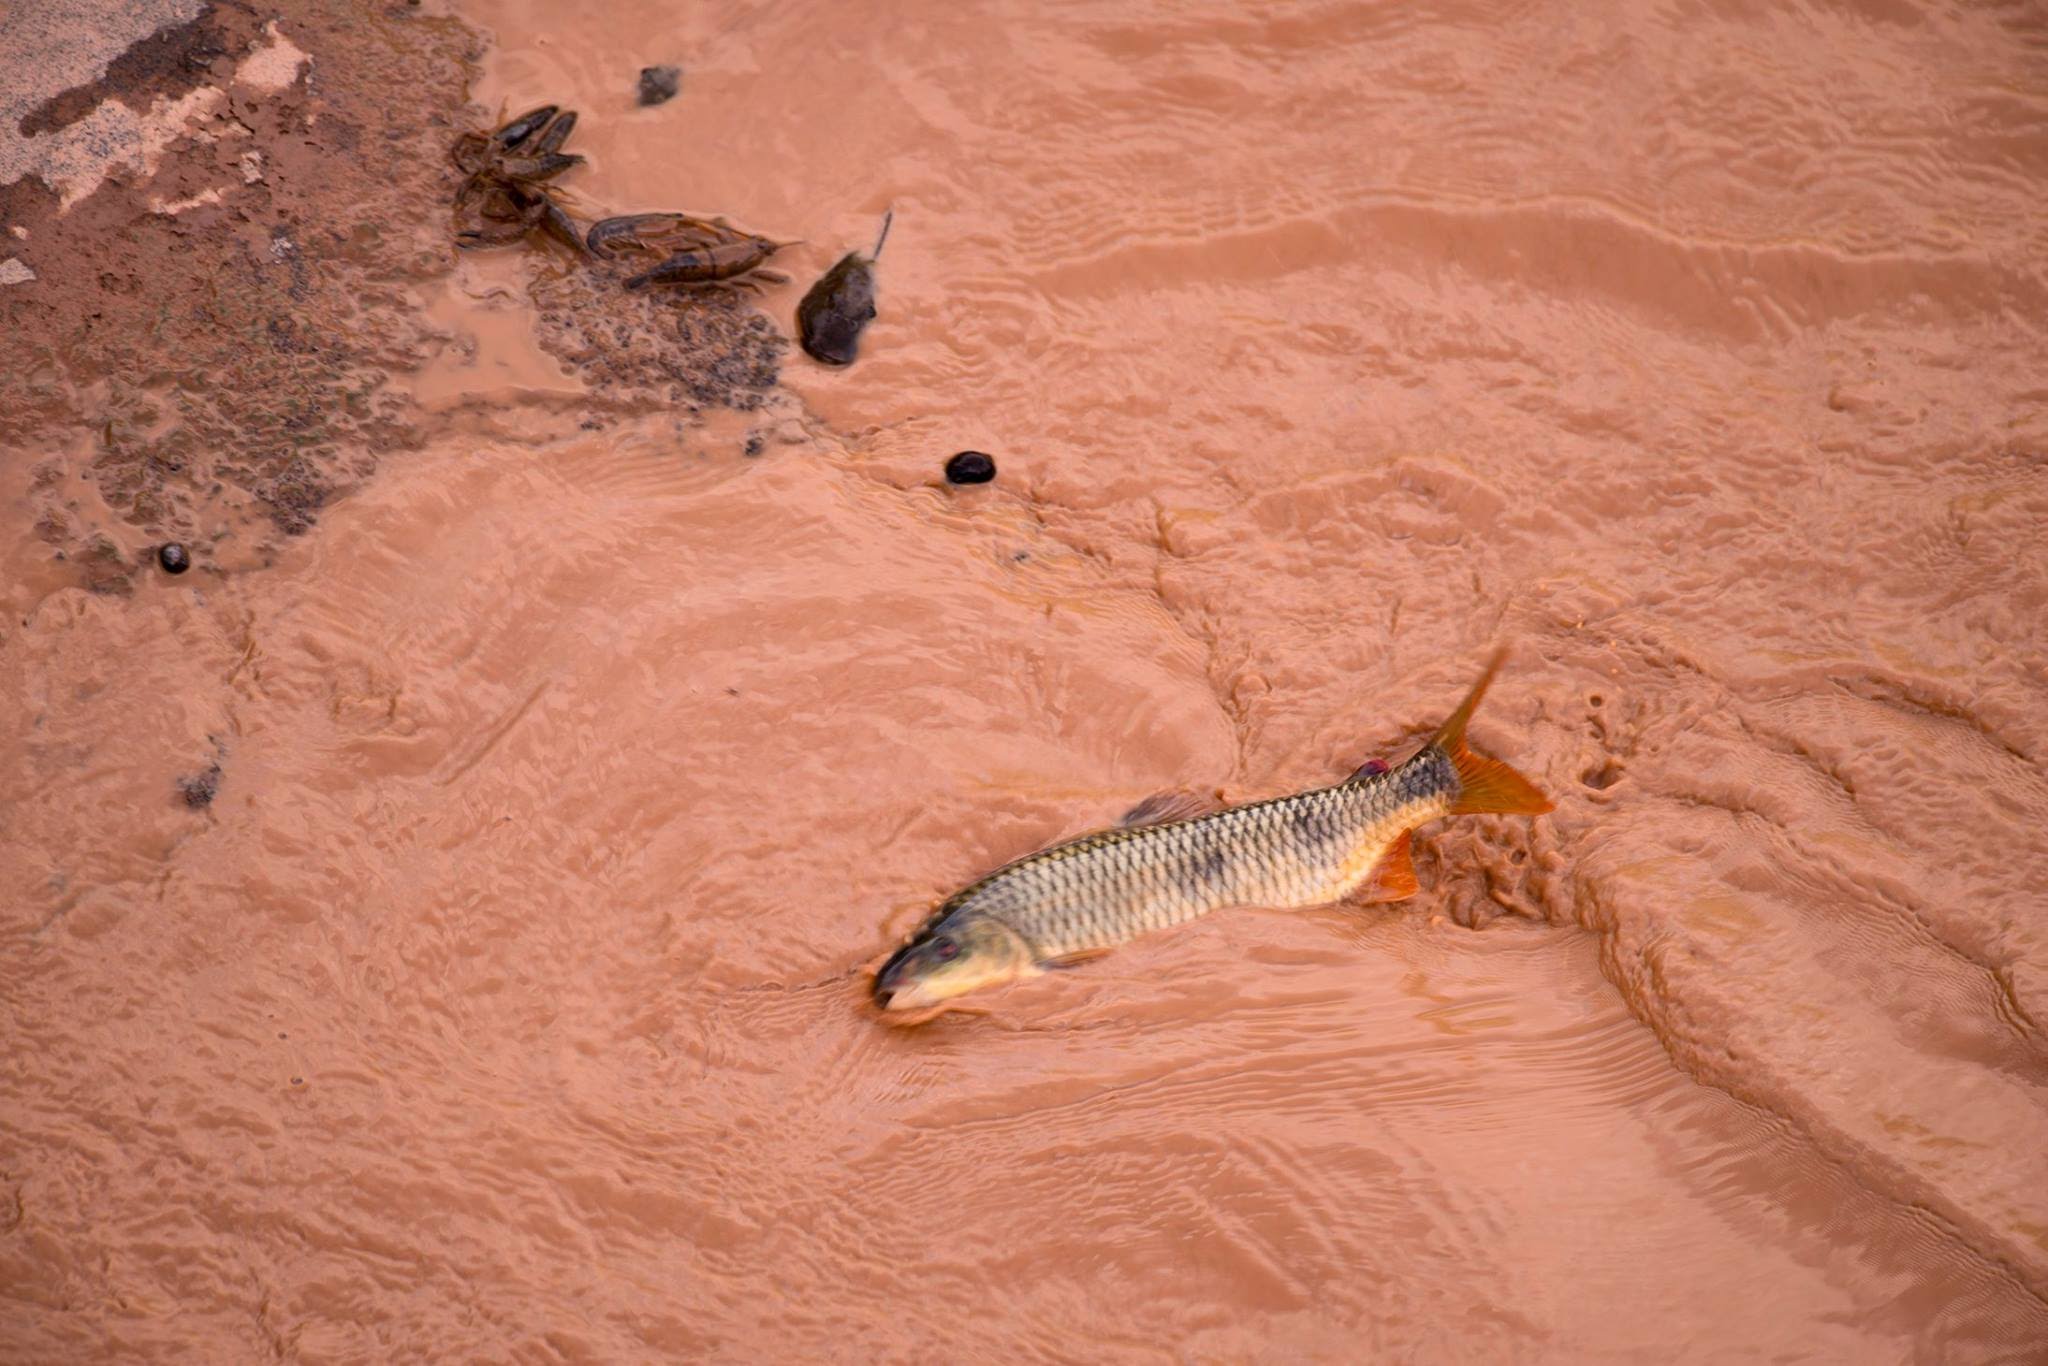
[1043,948,1115,970]
[1118,788,1222,828]
[1354,830,1421,904]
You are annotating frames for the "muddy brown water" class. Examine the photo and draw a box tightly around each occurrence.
[5,0,2048,1360]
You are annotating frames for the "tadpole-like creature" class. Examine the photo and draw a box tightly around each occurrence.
[796,209,893,366]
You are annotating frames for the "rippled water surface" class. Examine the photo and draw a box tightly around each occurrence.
[5,0,2047,1359]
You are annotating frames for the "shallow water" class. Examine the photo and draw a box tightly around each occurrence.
[5,0,2048,1359]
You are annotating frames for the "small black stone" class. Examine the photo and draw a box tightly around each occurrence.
[637,65,681,106]
[945,451,996,485]
[178,763,222,808]
[158,542,190,574]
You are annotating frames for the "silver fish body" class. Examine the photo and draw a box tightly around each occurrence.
[871,650,1551,1015]
[956,751,1455,961]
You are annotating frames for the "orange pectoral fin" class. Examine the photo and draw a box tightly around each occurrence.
[1357,830,1421,903]
[1044,948,1114,970]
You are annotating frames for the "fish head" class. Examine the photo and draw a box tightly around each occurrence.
[871,913,1034,1012]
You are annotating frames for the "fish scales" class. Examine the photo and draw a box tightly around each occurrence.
[870,650,1555,1015]
[979,753,1458,960]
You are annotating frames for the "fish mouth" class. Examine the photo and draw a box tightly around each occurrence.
[872,960,956,1013]
[872,975,936,1012]
[870,947,919,1011]
[872,979,929,1012]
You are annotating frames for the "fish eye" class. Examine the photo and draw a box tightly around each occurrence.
[932,936,960,962]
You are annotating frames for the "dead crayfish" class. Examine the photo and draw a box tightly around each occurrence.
[451,104,588,256]
[586,211,797,292]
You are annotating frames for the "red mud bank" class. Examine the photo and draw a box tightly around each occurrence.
[5,0,2048,1360]
[0,0,780,592]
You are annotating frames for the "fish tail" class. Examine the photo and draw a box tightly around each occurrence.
[1430,648,1553,816]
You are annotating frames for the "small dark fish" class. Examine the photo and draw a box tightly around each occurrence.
[495,151,583,182]
[495,104,559,150]
[450,104,588,255]
[623,235,791,289]
[453,106,562,173]
[536,198,588,257]
[587,212,736,260]
[526,110,577,157]
[797,210,892,366]
[455,180,587,255]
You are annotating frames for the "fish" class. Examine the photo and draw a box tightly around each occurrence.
[870,648,1552,1017]
[796,209,892,366]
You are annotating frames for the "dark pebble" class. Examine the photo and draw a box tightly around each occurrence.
[637,65,681,106]
[158,542,190,574]
[178,763,222,808]
[945,451,997,485]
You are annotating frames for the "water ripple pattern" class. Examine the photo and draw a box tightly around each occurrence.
[4,0,2047,1359]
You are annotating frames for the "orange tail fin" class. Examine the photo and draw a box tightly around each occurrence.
[1430,648,1553,817]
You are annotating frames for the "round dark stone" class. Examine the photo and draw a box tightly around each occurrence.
[637,65,681,106]
[158,542,191,574]
[944,451,996,485]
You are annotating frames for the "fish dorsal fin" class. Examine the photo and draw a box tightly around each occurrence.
[1347,757,1390,782]
[1118,788,1219,828]
[1358,831,1420,903]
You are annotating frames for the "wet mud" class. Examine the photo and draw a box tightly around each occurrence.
[1,2,780,590]
[526,262,783,410]
[2,1,479,580]
[4,0,2048,1360]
